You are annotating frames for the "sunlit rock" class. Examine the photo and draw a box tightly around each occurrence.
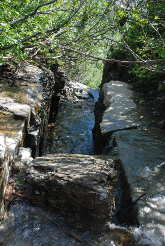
[0,63,56,219]
[0,97,31,119]
[100,81,140,134]
[109,129,165,241]
[14,147,33,170]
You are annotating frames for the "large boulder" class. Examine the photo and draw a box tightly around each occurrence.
[26,154,120,223]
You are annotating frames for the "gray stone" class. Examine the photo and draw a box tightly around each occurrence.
[75,92,90,99]
[16,63,44,82]
[17,147,33,165]
[68,81,88,91]
[110,129,165,239]
[0,97,31,119]
[66,81,90,99]
[100,81,140,134]
[26,154,120,222]
[0,63,56,219]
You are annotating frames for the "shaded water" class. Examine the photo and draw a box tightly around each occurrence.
[46,98,95,154]
[0,90,102,246]
[0,202,82,246]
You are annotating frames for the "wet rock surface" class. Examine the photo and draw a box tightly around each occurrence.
[46,99,95,154]
[26,154,120,224]
[111,129,165,243]
[0,202,139,246]
[97,80,165,245]
[2,66,164,246]
[0,201,83,246]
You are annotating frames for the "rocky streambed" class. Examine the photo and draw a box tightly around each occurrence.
[0,64,164,246]
[94,81,165,245]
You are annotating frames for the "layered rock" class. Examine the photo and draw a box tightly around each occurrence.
[0,64,56,218]
[93,80,140,154]
[26,154,120,224]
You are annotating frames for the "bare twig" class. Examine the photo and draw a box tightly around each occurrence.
[10,0,58,27]
[0,1,84,51]
[149,22,165,47]
[61,46,165,65]
[123,40,145,62]
[133,193,146,205]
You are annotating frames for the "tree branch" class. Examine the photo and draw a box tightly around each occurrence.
[149,22,165,47]
[61,46,165,66]
[123,39,145,62]
[10,0,58,27]
[0,1,84,51]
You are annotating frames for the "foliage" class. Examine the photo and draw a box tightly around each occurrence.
[0,0,112,63]
[66,60,103,88]
[0,0,165,88]
[110,0,165,76]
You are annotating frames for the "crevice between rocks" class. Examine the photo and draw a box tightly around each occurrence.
[93,88,139,227]
[93,90,107,155]
[0,64,68,219]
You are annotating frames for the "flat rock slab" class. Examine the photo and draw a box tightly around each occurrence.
[100,81,140,134]
[26,154,120,223]
[111,129,165,240]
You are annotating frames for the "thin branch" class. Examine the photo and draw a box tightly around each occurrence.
[0,0,59,32]
[149,23,165,47]
[0,1,84,51]
[88,3,111,33]
[29,47,41,59]
[61,46,165,65]
[132,193,146,205]
[123,40,145,62]
[10,0,58,27]
[142,65,165,74]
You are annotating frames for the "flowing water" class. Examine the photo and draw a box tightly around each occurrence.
[108,92,165,246]
[111,128,165,246]
[0,88,102,246]
[0,85,165,246]
[46,98,95,155]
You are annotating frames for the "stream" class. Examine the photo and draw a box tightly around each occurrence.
[0,85,101,246]
[0,82,165,246]
[46,96,95,155]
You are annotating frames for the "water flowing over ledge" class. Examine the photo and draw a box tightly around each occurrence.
[94,80,165,245]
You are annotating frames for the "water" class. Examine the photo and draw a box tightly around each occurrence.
[1,85,165,246]
[0,201,82,246]
[0,88,101,246]
[109,110,165,245]
[46,98,95,154]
